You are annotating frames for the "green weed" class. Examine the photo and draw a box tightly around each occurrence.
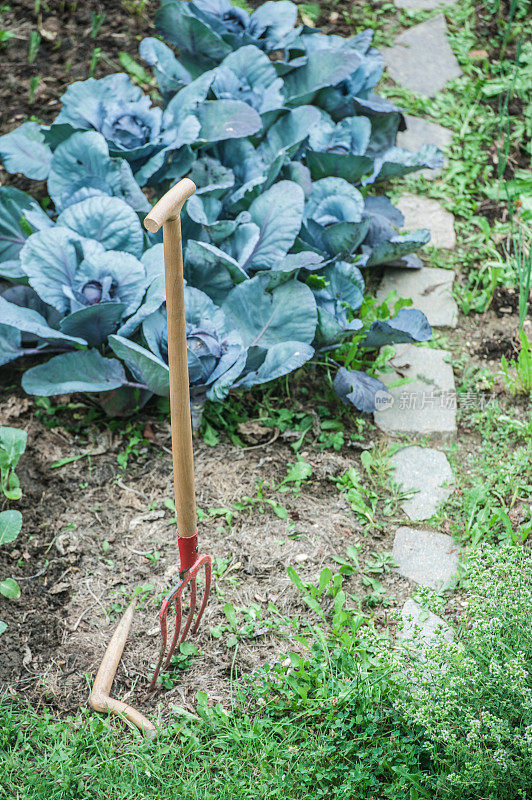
[0,427,26,632]
[90,10,105,38]
[28,74,40,101]
[332,545,398,608]
[0,426,27,501]
[89,46,101,77]
[119,51,157,91]
[121,0,149,16]
[501,329,532,395]
[333,448,405,529]
[298,3,321,25]
[277,456,312,496]
[156,642,200,689]
[27,30,40,63]
[234,480,289,520]
[113,420,149,472]
[211,556,241,597]
[436,401,532,545]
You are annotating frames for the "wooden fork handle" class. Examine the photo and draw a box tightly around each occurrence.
[143,180,198,540]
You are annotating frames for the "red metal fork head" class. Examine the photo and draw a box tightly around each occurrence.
[149,554,211,692]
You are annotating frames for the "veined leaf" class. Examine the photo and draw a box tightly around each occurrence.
[21,349,127,396]
[0,510,22,546]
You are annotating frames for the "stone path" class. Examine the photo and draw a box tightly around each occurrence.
[375,11,462,654]
[398,598,453,654]
[377,267,458,328]
[394,0,453,9]
[396,115,452,179]
[374,344,457,439]
[393,526,459,589]
[397,195,456,249]
[390,445,454,520]
[382,15,462,97]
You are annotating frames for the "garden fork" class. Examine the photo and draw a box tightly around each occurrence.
[144,179,212,691]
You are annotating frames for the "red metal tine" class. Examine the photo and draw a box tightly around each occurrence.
[164,577,195,671]
[165,592,185,670]
[149,593,175,692]
[149,554,211,692]
[193,556,212,634]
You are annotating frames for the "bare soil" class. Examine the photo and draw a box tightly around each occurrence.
[0,1,155,131]
[0,0,156,198]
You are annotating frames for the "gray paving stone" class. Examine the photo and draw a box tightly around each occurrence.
[394,0,452,10]
[398,598,453,652]
[393,526,459,589]
[396,115,453,179]
[397,195,456,249]
[383,15,462,97]
[390,445,454,521]
[377,267,458,328]
[374,344,457,439]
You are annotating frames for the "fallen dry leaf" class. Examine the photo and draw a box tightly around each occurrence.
[237,421,273,443]
[39,16,61,41]
[129,510,165,531]
[467,49,488,61]
[143,422,156,441]
[49,581,71,595]
[22,646,33,669]
[0,396,30,423]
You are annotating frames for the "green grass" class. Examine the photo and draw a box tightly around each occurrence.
[2,542,530,799]
[0,616,428,799]
[431,398,532,547]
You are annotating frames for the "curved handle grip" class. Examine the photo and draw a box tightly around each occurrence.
[143,178,196,233]
[89,599,157,737]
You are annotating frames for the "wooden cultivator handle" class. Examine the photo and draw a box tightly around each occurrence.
[144,179,198,543]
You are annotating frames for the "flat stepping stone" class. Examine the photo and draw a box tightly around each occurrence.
[393,526,459,589]
[390,445,454,521]
[394,0,453,10]
[377,267,458,328]
[397,195,456,249]
[383,15,462,97]
[398,598,453,653]
[396,115,453,179]
[374,344,457,439]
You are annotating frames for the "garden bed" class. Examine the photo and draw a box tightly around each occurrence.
[0,0,427,722]
[0,0,530,745]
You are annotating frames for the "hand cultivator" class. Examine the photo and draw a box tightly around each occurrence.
[144,179,212,691]
[90,180,212,733]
